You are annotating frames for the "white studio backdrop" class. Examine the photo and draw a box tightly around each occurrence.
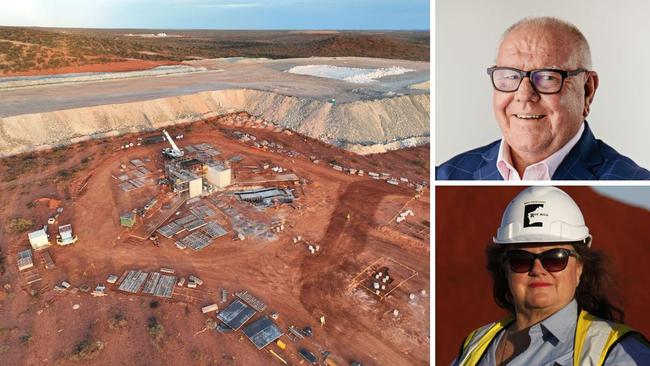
[435,0,650,169]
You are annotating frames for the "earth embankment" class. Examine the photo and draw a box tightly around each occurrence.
[0,88,429,157]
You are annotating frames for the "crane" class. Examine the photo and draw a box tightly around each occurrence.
[161,129,184,159]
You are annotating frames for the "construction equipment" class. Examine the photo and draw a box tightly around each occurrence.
[276,339,286,350]
[162,129,185,159]
[302,326,313,337]
[322,352,338,366]
[298,348,318,365]
[288,325,304,340]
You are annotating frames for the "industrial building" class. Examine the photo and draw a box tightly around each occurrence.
[17,249,34,271]
[57,224,78,245]
[235,187,294,206]
[242,316,284,349]
[164,152,232,198]
[28,228,50,250]
[205,162,232,189]
[165,160,204,198]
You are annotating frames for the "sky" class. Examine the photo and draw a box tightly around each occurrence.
[0,0,430,30]
[593,186,650,212]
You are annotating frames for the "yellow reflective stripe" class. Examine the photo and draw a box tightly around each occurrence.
[575,310,638,366]
[462,310,638,366]
[574,310,593,366]
[458,323,498,366]
[463,329,478,350]
[598,324,633,366]
[463,317,514,366]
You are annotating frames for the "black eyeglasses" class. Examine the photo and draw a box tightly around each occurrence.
[505,248,579,273]
[487,66,588,94]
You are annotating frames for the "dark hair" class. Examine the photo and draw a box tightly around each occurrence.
[486,242,624,322]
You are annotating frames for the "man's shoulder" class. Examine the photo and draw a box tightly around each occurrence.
[590,140,650,180]
[554,124,650,180]
[436,140,501,180]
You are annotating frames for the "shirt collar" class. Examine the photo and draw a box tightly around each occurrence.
[535,299,578,344]
[496,122,585,180]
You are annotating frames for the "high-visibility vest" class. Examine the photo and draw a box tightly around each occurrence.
[456,310,641,366]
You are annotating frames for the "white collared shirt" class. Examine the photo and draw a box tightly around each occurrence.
[496,123,585,181]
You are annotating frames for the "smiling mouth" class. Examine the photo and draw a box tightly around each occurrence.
[514,114,546,120]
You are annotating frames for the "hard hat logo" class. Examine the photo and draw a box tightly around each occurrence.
[494,187,591,245]
[523,202,548,228]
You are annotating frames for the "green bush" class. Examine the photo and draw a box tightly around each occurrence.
[69,340,105,361]
[147,316,164,336]
[6,218,33,234]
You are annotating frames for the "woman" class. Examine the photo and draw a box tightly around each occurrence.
[454,186,650,366]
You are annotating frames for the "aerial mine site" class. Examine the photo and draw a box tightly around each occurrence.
[0,20,430,366]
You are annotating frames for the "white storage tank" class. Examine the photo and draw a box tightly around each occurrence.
[188,177,203,198]
[206,165,231,189]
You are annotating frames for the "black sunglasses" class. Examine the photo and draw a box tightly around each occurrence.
[505,248,579,273]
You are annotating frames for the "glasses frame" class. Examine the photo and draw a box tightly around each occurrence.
[487,66,588,94]
[504,248,579,273]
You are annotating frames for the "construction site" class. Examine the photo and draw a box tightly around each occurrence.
[0,112,430,365]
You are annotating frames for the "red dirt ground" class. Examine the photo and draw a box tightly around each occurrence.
[1,59,183,77]
[436,186,650,365]
[0,115,430,365]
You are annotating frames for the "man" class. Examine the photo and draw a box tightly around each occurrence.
[436,17,650,180]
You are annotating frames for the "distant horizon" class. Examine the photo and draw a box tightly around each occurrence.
[0,0,430,30]
[0,25,430,32]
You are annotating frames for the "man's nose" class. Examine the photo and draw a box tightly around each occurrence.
[514,77,540,102]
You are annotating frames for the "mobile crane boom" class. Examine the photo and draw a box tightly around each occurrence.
[162,129,184,158]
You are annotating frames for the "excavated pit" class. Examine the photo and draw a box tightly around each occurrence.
[0,88,429,157]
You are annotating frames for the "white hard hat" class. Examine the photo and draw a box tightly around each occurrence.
[494,186,591,246]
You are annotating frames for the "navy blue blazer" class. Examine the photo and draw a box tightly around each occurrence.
[436,123,650,180]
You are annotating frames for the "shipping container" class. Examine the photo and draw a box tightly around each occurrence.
[298,348,317,365]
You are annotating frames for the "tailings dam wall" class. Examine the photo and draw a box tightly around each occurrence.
[0,89,429,157]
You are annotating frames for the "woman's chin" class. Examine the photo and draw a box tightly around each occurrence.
[525,294,556,310]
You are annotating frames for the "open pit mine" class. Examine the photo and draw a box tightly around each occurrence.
[0,55,430,366]
[0,57,429,157]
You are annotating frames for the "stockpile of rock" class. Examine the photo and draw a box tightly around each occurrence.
[0,89,429,157]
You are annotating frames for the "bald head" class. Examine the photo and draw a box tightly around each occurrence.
[491,16,600,174]
[499,17,592,69]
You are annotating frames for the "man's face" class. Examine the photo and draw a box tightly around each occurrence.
[493,25,598,162]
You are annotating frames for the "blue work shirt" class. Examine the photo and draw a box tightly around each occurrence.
[454,300,650,365]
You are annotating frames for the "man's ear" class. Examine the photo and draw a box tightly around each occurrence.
[583,71,599,118]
